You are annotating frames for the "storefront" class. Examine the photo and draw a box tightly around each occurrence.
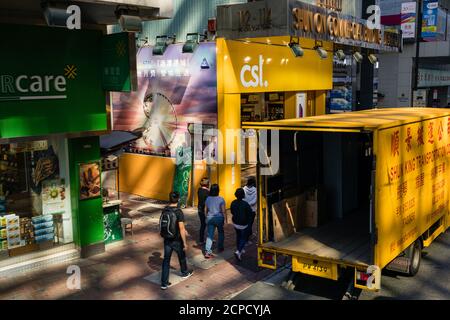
[0,23,125,273]
[111,0,402,207]
[215,37,333,203]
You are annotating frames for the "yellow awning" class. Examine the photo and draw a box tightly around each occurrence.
[242,108,450,132]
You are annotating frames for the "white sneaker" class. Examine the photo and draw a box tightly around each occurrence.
[234,251,242,261]
[241,249,246,254]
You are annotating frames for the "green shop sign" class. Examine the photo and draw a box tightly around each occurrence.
[102,32,137,92]
[0,24,110,139]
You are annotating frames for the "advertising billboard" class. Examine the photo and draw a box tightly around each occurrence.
[112,43,217,158]
[401,2,417,40]
[422,1,447,41]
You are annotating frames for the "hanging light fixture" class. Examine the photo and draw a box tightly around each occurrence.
[353,51,363,63]
[314,40,328,59]
[153,35,176,56]
[288,36,304,58]
[335,49,346,61]
[368,53,378,65]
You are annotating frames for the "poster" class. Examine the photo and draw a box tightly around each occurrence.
[173,146,192,208]
[112,43,217,158]
[103,208,123,244]
[79,162,101,200]
[422,1,447,41]
[42,179,66,215]
[401,2,417,39]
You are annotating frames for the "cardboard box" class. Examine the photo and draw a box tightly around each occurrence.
[272,194,306,242]
[299,187,326,228]
[304,200,319,228]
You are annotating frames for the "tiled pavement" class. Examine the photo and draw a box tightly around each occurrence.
[0,193,273,300]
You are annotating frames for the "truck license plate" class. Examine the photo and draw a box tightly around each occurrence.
[292,257,338,280]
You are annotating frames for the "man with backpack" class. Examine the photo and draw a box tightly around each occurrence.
[160,191,193,290]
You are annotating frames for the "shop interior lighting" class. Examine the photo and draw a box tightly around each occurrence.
[42,1,72,27]
[182,33,206,53]
[335,49,346,61]
[368,54,378,65]
[288,37,304,58]
[353,51,364,63]
[153,35,176,56]
[115,5,142,32]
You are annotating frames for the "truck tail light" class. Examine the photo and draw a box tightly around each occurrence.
[262,251,274,263]
[258,248,277,269]
[356,271,370,282]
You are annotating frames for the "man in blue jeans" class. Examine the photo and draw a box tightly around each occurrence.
[160,192,193,290]
[204,184,226,259]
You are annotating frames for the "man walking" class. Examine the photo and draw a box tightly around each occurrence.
[160,191,193,290]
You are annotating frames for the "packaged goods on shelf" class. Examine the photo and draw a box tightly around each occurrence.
[31,215,53,224]
[35,233,54,243]
[34,226,54,236]
[33,221,54,230]
[6,214,24,249]
[0,216,6,228]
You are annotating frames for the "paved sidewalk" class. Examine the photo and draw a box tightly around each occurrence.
[0,194,271,300]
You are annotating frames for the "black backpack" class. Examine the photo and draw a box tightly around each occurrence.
[159,206,179,239]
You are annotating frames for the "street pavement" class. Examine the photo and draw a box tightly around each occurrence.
[0,193,271,300]
[1,192,449,300]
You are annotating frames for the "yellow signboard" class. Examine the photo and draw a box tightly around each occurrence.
[217,37,333,94]
[376,116,450,268]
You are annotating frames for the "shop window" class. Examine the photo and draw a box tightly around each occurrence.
[0,138,73,260]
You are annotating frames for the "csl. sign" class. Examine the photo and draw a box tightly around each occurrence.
[240,55,269,89]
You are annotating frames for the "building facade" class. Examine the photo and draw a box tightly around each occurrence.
[379,0,450,108]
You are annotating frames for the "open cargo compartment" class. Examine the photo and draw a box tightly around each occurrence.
[261,130,375,267]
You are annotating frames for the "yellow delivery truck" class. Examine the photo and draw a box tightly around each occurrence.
[243,108,450,293]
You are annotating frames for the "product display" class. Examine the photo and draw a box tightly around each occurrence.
[32,215,54,244]
[20,217,34,245]
[5,214,24,249]
[0,217,6,252]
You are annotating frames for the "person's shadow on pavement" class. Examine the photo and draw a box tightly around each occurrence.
[147,252,163,269]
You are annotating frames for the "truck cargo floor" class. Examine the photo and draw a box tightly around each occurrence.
[263,215,371,266]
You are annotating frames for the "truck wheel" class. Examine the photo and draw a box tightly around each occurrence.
[407,240,422,277]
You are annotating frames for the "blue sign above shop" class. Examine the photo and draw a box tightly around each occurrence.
[422,0,447,41]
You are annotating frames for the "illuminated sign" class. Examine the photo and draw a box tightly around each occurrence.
[216,0,401,52]
[290,1,401,50]
[316,0,342,12]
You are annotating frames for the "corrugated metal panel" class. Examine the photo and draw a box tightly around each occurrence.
[139,0,243,44]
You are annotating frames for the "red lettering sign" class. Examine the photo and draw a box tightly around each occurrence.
[417,126,425,146]
[405,127,412,152]
[391,130,400,157]
[428,122,435,144]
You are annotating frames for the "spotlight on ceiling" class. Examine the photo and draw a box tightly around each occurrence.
[335,49,346,61]
[368,54,378,65]
[42,2,72,27]
[353,51,364,63]
[315,46,328,59]
[182,33,206,53]
[288,37,304,58]
[153,35,176,56]
[115,6,142,32]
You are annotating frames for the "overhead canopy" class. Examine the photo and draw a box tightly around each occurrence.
[242,108,450,132]
[100,130,141,155]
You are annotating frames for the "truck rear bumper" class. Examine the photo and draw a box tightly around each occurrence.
[258,246,381,291]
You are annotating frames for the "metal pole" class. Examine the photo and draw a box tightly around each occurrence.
[412,0,423,105]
